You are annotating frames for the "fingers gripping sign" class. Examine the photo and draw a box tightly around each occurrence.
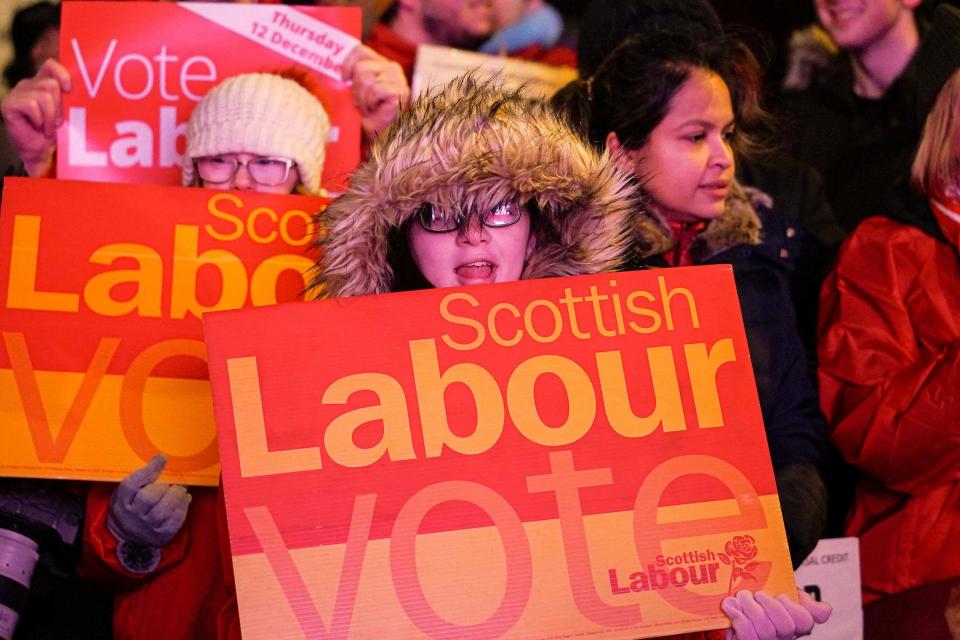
[108,454,193,557]
[722,589,833,640]
[0,58,72,177]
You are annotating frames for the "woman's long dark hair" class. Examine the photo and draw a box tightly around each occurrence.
[552,31,769,159]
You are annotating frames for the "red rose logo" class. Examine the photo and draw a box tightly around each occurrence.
[725,535,758,564]
[718,535,760,594]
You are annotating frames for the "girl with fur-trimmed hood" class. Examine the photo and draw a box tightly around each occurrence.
[311,74,631,297]
[312,74,830,640]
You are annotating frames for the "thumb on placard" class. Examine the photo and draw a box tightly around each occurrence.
[798,589,833,623]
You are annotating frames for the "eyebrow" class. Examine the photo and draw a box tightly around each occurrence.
[675,118,737,129]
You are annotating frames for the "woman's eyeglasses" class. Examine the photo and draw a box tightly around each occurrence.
[195,155,296,186]
[416,201,526,233]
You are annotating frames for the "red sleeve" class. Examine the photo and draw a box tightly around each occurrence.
[76,481,192,590]
[818,217,960,494]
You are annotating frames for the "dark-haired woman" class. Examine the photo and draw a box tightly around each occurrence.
[553,32,830,582]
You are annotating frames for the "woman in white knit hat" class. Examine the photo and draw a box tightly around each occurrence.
[77,67,335,640]
[181,67,331,196]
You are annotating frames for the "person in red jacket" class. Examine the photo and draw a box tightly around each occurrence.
[77,68,332,640]
[818,3,960,607]
[1,51,407,639]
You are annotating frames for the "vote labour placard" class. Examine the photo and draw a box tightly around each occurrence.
[0,177,327,486]
[204,267,797,639]
[58,2,360,192]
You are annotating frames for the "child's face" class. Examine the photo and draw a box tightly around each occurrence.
[408,206,534,288]
[635,69,735,224]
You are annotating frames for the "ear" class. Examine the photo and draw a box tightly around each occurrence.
[605,131,641,176]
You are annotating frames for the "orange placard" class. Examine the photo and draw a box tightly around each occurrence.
[204,267,796,639]
[0,177,327,485]
[58,2,361,193]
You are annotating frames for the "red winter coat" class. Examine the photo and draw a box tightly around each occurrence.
[818,204,960,603]
[79,484,237,639]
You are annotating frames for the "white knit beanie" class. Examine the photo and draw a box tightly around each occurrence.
[182,72,330,195]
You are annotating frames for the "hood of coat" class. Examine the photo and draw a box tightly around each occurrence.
[310,75,636,298]
[631,180,767,264]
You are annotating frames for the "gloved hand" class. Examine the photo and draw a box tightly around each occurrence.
[722,589,832,640]
[107,455,191,548]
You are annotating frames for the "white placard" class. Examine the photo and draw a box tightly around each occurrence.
[412,44,577,100]
[794,537,863,640]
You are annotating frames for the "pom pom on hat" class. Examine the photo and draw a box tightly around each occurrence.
[182,71,330,195]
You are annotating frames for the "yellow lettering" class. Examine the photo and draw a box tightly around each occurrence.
[205,193,244,242]
[322,373,416,467]
[488,302,522,347]
[170,225,247,319]
[596,348,686,436]
[7,215,79,312]
[684,339,736,428]
[249,255,311,306]
[659,276,699,330]
[523,299,563,343]
[507,355,595,445]
[84,243,163,317]
[228,356,323,477]
[626,290,662,334]
[279,209,314,246]
[439,292,485,351]
[247,207,278,244]
[410,338,503,457]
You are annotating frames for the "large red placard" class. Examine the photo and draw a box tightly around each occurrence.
[0,177,327,485]
[205,266,796,638]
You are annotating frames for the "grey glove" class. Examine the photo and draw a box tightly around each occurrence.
[107,454,191,549]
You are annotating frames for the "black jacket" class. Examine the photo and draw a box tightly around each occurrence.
[779,48,926,234]
[626,185,828,567]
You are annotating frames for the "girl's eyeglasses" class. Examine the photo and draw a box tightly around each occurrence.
[196,155,296,186]
[416,201,526,233]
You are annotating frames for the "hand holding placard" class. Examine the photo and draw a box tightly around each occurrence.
[0,59,71,176]
[342,44,410,140]
[108,454,192,549]
[721,590,832,640]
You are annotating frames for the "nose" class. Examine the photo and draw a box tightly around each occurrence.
[456,215,488,245]
[232,163,254,191]
[711,136,734,171]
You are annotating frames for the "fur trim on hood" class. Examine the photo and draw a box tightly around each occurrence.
[630,180,768,263]
[310,75,636,298]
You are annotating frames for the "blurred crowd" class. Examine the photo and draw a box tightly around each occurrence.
[1,1,959,639]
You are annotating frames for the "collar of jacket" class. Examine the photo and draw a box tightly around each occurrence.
[885,178,950,244]
[630,180,767,265]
